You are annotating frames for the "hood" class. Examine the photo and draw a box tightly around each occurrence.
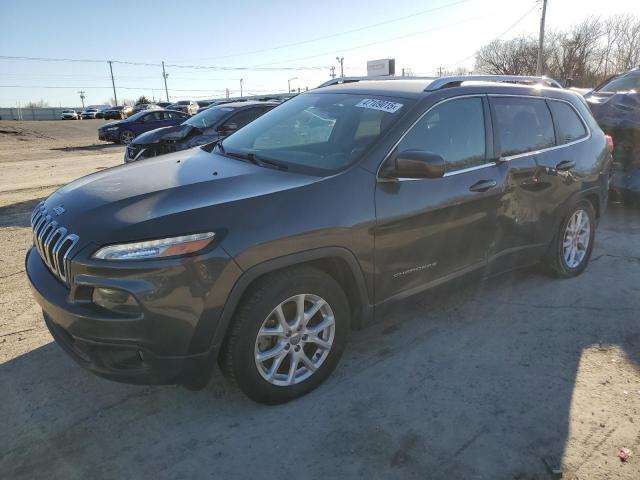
[42,147,318,249]
[100,118,131,129]
[132,124,199,145]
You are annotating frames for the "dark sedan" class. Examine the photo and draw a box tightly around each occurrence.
[101,106,126,120]
[124,101,276,162]
[98,109,190,144]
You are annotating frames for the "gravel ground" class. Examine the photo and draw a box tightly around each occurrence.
[1,121,639,480]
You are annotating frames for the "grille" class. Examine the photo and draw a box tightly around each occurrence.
[30,202,79,285]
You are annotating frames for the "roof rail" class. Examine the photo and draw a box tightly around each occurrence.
[317,76,436,88]
[424,75,562,91]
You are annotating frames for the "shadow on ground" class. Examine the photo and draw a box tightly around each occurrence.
[1,206,639,480]
[0,197,45,228]
[49,143,121,152]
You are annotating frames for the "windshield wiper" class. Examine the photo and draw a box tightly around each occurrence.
[224,151,288,171]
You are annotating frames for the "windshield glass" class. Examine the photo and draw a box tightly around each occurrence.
[598,73,640,93]
[184,107,233,129]
[220,93,410,174]
[126,111,147,122]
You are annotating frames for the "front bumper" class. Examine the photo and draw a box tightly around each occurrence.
[98,130,119,141]
[26,244,240,385]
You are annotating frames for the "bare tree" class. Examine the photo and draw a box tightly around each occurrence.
[474,37,538,76]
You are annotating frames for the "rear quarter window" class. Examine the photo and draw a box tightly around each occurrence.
[491,97,555,157]
[547,100,587,144]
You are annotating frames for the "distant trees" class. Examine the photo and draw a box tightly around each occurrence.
[474,14,640,87]
[135,95,151,105]
[25,99,49,108]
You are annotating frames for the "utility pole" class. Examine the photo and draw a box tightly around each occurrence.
[329,66,336,79]
[162,61,170,102]
[108,61,118,106]
[240,78,243,97]
[437,66,443,77]
[287,77,297,93]
[77,90,85,108]
[336,57,344,77]
[536,0,548,76]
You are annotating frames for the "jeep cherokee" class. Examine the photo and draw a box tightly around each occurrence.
[26,75,612,404]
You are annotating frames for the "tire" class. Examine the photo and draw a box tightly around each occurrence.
[119,130,134,145]
[544,199,596,278]
[220,266,350,404]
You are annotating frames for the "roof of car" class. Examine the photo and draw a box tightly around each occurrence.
[314,75,567,99]
[210,100,278,109]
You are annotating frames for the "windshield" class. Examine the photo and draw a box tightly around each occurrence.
[597,72,640,93]
[219,93,410,174]
[126,111,147,122]
[184,107,233,129]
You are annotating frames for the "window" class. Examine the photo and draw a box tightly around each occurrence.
[491,97,555,157]
[547,100,587,144]
[225,108,267,130]
[396,97,486,173]
[598,73,640,93]
[220,93,409,174]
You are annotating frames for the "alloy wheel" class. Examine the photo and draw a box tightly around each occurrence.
[562,209,591,268]
[254,293,335,387]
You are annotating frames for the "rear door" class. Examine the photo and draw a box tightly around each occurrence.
[375,95,504,302]
[487,95,555,270]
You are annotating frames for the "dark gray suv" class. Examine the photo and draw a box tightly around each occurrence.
[26,75,612,404]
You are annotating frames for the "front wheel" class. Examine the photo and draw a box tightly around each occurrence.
[544,200,596,277]
[220,266,350,404]
[119,130,134,144]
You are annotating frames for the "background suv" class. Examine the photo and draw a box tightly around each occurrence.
[584,68,640,201]
[125,101,277,162]
[27,76,612,404]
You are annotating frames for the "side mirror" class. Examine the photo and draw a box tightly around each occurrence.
[217,122,238,133]
[389,150,445,179]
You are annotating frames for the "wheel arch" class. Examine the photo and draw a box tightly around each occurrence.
[209,247,373,361]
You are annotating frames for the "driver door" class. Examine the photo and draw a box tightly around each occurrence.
[374,95,504,302]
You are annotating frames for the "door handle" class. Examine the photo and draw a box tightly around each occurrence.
[556,160,576,171]
[469,179,497,192]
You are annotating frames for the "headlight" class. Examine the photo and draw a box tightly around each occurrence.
[93,232,215,261]
[105,126,119,131]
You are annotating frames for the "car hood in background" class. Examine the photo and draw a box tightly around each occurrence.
[585,91,640,130]
[132,124,199,145]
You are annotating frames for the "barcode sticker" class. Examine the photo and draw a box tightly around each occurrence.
[355,98,403,113]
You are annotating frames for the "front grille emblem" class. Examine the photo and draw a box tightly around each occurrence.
[53,205,65,216]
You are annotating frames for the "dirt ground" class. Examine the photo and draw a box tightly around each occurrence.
[1,120,639,479]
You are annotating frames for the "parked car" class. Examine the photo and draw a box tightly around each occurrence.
[167,100,199,115]
[60,109,79,120]
[130,103,161,115]
[102,106,126,120]
[584,68,640,202]
[80,108,100,119]
[125,101,277,162]
[95,107,112,119]
[156,102,172,108]
[98,109,190,144]
[27,75,612,404]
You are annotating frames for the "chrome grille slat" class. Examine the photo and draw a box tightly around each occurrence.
[30,202,80,286]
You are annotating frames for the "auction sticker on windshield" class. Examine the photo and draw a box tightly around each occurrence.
[355,98,403,113]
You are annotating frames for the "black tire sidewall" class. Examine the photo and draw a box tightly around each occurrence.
[554,200,596,277]
[119,130,133,144]
[229,269,350,404]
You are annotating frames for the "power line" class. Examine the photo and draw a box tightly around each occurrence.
[443,1,540,69]
[251,12,494,67]
[0,55,330,71]
[178,0,472,62]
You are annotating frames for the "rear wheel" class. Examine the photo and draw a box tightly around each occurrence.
[220,266,350,404]
[544,200,595,277]
[119,130,134,144]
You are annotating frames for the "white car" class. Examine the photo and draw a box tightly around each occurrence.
[80,108,100,119]
[60,109,79,120]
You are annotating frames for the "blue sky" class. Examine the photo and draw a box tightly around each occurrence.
[0,0,637,107]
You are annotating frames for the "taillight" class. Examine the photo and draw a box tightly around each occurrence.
[604,134,614,153]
